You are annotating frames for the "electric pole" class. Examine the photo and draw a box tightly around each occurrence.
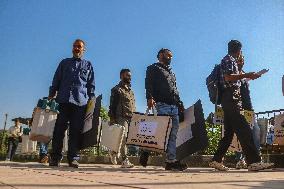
[3,113,8,131]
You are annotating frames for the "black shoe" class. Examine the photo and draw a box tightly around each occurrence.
[165,161,188,171]
[49,158,60,167]
[69,160,79,168]
[139,151,150,167]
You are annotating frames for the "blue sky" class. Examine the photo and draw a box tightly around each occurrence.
[0,0,283,128]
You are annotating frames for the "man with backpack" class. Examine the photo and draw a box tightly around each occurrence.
[208,40,273,171]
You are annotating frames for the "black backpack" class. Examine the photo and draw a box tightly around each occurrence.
[206,64,223,105]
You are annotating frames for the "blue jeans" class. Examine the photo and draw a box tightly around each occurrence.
[156,102,179,161]
[6,138,19,160]
[39,142,49,158]
[236,119,261,161]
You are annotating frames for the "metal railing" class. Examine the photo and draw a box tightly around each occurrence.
[255,109,284,118]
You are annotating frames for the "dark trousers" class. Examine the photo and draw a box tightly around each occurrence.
[212,89,261,165]
[51,103,86,162]
[6,138,18,160]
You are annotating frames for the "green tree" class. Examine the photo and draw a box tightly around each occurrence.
[0,131,8,156]
[202,113,234,156]
[100,106,109,121]
[203,122,222,155]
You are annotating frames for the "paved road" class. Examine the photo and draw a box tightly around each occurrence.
[0,161,283,189]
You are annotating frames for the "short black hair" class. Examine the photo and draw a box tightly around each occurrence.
[73,39,86,46]
[120,69,131,76]
[228,40,242,54]
[157,48,171,59]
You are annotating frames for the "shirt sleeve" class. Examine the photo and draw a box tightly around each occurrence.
[87,62,95,99]
[173,73,182,104]
[145,66,154,100]
[49,60,63,97]
[108,87,119,119]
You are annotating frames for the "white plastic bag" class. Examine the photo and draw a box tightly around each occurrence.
[30,107,57,143]
[101,121,125,153]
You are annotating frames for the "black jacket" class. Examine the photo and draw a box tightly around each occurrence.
[145,63,183,107]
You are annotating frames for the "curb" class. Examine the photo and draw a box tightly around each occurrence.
[2,154,284,167]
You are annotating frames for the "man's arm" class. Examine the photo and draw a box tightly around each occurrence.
[145,66,156,108]
[49,60,63,99]
[224,72,261,82]
[176,97,184,112]
[222,58,261,82]
[172,73,184,112]
[18,126,23,137]
[108,88,119,124]
[87,62,95,100]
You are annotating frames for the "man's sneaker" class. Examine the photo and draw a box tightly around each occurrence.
[69,160,79,168]
[139,151,149,167]
[39,155,49,164]
[209,161,229,171]
[109,151,118,165]
[236,160,247,169]
[165,161,188,171]
[5,158,10,162]
[248,162,274,171]
[121,159,134,168]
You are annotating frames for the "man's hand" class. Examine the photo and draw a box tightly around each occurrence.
[178,102,185,122]
[245,72,261,80]
[178,103,185,113]
[87,98,96,108]
[48,91,57,100]
[109,117,117,125]
[48,96,54,100]
[147,98,156,109]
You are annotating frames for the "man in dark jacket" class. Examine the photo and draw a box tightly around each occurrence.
[48,39,95,168]
[108,69,136,168]
[140,48,187,171]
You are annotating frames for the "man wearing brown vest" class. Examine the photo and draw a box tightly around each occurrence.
[108,69,136,168]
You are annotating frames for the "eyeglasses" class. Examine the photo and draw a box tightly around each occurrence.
[73,44,83,48]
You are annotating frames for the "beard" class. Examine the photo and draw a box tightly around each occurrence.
[123,78,131,85]
[161,57,171,65]
[73,51,83,58]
